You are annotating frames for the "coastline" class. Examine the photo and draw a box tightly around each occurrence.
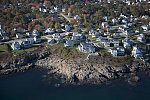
[0,46,150,86]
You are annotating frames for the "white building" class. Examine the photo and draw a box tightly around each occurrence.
[26,32,32,36]
[112,40,119,47]
[45,28,55,34]
[109,47,125,57]
[92,32,101,38]
[137,34,146,43]
[71,32,86,42]
[141,25,149,31]
[32,29,40,36]
[26,38,34,44]
[74,15,81,21]
[112,18,118,24]
[16,33,23,39]
[65,25,71,32]
[53,33,61,38]
[78,43,95,53]
[131,46,143,59]
[11,42,21,50]
[122,37,133,48]
[102,22,109,28]
[34,36,41,43]
[64,40,74,47]
[48,38,56,44]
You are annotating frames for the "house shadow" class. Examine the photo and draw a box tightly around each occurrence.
[41,39,47,43]
[32,45,40,48]
[96,47,104,51]
[0,51,4,53]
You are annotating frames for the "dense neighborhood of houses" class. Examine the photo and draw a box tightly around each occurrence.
[0,0,150,62]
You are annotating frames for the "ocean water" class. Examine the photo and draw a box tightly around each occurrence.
[0,68,150,100]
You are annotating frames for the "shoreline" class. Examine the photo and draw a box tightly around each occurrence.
[0,66,149,87]
[0,46,150,86]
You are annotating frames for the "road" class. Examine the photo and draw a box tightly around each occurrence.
[59,13,71,22]
[1,35,52,44]
[1,32,70,44]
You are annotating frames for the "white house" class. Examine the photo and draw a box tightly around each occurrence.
[62,8,66,12]
[109,47,125,57]
[102,22,109,28]
[92,32,101,38]
[74,15,81,21]
[49,9,56,14]
[122,19,128,24]
[96,36,106,44]
[122,38,133,48]
[11,42,21,50]
[117,47,125,56]
[123,29,134,36]
[65,25,71,32]
[128,23,135,28]
[137,34,146,43]
[141,25,149,31]
[135,30,141,34]
[53,33,61,38]
[45,28,55,34]
[26,32,32,36]
[142,15,149,20]
[78,43,95,53]
[56,29,62,33]
[34,36,41,43]
[107,0,110,3]
[56,37,66,43]
[103,16,109,21]
[131,46,143,59]
[26,38,34,44]
[64,40,74,47]
[112,39,119,47]
[89,29,95,35]
[17,3,22,8]
[104,32,110,37]
[113,33,122,39]
[2,36,9,41]
[19,40,32,48]
[48,38,56,44]
[112,18,118,24]
[68,12,72,17]
[0,25,2,30]
[54,6,61,12]
[32,29,40,36]
[104,40,110,47]
[72,32,86,42]
[0,30,8,37]
[16,33,23,39]
[109,48,117,57]
[39,7,47,12]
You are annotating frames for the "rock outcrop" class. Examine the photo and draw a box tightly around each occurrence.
[0,46,150,85]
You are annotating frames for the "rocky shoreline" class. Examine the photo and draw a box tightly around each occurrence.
[0,46,150,85]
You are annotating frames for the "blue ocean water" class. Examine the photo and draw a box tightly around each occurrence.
[0,68,150,100]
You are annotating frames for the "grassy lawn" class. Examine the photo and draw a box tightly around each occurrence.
[98,43,104,47]
[0,44,10,55]
[92,39,98,43]
[112,55,128,58]
[99,49,111,57]
[128,35,137,40]
[12,46,38,55]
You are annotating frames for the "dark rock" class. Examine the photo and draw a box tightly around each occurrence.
[127,76,140,85]
[0,65,2,70]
